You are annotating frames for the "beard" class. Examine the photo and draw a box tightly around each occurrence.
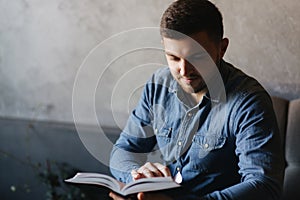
[177,74,207,94]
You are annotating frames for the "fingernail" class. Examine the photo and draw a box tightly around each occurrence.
[131,170,139,179]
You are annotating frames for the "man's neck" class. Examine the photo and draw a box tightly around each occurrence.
[187,88,208,106]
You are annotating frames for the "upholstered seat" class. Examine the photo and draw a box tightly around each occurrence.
[271,97,300,199]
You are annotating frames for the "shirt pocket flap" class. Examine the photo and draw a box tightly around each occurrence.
[192,134,226,151]
[155,126,172,137]
[155,126,172,146]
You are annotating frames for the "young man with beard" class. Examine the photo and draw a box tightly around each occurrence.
[109,0,284,199]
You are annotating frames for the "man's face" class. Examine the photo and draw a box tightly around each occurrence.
[163,32,225,94]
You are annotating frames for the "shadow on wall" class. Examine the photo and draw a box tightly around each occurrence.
[0,117,120,200]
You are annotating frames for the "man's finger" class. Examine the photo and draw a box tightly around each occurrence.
[137,192,145,200]
[137,166,156,178]
[131,169,145,180]
[143,162,164,177]
[137,192,172,200]
[153,162,171,177]
[109,191,125,200]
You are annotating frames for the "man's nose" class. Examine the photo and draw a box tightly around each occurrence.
[179,59,193,76]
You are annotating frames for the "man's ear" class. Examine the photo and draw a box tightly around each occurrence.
[220,38,229,58]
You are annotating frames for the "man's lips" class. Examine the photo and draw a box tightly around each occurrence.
[181,76,198,84]
[183,76,197,80]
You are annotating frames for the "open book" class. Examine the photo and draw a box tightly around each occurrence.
[65,172,181,197]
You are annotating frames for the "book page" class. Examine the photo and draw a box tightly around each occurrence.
[121,176,180,196]
[65,173,123,192]
[65,173,181,196]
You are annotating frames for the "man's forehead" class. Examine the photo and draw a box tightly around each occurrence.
[162,36,206,57]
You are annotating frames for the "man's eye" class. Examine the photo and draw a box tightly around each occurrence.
[169,56,180,61]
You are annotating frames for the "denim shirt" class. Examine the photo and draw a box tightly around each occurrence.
[109,60,284,200]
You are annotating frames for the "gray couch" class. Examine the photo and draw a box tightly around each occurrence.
[271,96,300,199]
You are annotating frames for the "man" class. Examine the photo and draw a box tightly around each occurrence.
[109,0,284,199]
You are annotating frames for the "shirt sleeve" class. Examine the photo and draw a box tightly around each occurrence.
[200,91,285,200]
[109,80,157,183]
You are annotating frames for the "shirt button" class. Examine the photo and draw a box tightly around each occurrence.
[176,167,180,171]
[204,143,209,149]
[178,141,182,146]
[187,112,192,117]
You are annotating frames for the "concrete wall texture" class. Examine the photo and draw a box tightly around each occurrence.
[1,0,299,127]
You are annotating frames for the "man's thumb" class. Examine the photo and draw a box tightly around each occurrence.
[137,192,146,200]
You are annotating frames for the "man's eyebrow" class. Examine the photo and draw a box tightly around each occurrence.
[165,50,206,58]
[165,51,178,57]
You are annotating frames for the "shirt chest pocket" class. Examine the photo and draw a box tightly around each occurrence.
[188,133,227,172]
[192,133,226,152]
[155,126,172,147]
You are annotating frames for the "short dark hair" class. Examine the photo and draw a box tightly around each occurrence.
[160,0,224,43]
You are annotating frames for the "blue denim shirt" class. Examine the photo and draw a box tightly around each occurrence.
[109,60,284,200]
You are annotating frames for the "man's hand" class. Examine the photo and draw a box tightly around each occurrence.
[109,162,172,199]
[131,162,171,180]
[137,192,173,200]
[109,191,172,200]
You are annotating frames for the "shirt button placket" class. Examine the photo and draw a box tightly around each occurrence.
[178,141,182,146]
[204,143,209,149]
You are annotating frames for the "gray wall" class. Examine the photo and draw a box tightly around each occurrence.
[1,1,299,199]
[214,0,300,101]
[1,0,299,126]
